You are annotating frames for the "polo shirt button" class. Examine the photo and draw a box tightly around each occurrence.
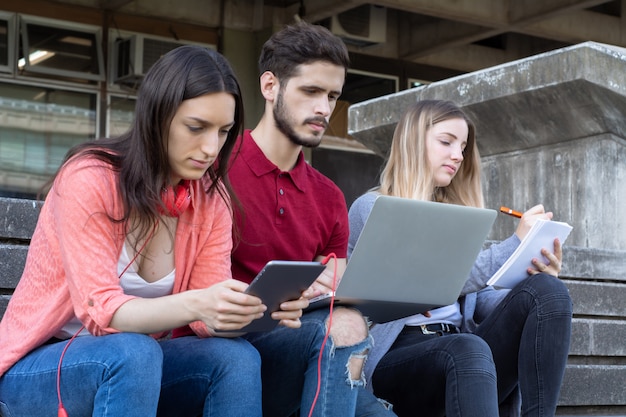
[279,207,284,215]
[279,188,284,195]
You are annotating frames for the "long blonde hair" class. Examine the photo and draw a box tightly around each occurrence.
[378,100,484,208]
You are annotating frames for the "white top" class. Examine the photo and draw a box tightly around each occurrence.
[404,301,463,328]
[56,243,175,338]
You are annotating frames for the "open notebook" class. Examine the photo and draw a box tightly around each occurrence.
[486,219,572,289]
[306,195,497,322]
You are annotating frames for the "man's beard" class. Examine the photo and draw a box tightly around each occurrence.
[273,89,327,148]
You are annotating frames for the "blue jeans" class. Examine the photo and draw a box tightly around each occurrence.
[0,333,262,417]
[371,330,499,417]
[473,273,573,417]
[355,387,396,416]
[244,308,372,417]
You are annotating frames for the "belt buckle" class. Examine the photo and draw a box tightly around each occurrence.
[420,324,441,335]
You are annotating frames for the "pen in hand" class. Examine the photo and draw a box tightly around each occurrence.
[500,206,523,218]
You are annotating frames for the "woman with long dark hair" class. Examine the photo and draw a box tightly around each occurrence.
[0,46,264,417]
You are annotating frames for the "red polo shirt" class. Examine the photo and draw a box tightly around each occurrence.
[229,130,349,283]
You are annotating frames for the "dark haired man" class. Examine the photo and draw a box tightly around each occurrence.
[228,21,395,417]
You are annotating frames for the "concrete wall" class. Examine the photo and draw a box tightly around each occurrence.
[348,41,626,415]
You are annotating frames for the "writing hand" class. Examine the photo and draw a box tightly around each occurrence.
[515,204,553,241]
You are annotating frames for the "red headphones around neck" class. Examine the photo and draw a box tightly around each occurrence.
[159,180,191,217]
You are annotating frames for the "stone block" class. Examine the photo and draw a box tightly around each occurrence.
[0,295,9,319]
[591,321,626,356]
[560,248,626,281]
[0,197,42,240]
[481,134,626,250]
[0,245,27,289]
[570,318,592,356]
[559,365,626,406]
[566,281,626,316]
[569,318,626,356]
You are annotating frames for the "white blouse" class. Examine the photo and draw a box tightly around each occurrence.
[56,243,175,338]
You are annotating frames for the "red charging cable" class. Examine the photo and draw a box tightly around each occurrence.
[307,252,338,417]
[56,222,158,417]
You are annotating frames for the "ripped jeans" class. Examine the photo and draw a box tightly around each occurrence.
[244,308,372,417]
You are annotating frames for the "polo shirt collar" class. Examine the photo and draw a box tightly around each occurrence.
[240,131,308,192]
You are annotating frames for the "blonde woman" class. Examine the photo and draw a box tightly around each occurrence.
[351,100,572,417]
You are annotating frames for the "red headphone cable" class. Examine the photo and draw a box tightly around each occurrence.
[307,253,338,417]
[56,221,158,416]
[56,325,83,417]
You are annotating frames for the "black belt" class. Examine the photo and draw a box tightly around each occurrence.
[404,323,460,336]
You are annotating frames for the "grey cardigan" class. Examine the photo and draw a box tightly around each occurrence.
[348,192,520,385]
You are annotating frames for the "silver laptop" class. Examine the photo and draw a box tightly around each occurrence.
[307,195,497,322]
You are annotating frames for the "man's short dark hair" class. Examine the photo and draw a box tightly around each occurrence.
[258,20,350,81]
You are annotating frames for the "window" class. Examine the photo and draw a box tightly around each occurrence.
[0,13,15,74]
[108,30,216,89]
[18,16,104,82]
[342,69,398,104]
[0,82,97,198]
[408,78,430,89]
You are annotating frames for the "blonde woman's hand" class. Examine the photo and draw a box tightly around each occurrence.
[527,238,562,277]
[515,204,553,241]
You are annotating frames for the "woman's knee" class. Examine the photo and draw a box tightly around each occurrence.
[104,333,163,378]
[527,273,568,292]
[446,334,495,370]
[193,338,261,390]
[450,333,491,353]
[192,337,261,372]
[224,338,261,368]
[526,274,573,313]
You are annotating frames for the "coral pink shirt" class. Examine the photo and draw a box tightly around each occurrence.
[0,156,233,376]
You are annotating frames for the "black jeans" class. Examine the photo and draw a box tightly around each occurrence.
[371,273,572,417]
[372,327,498,417]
